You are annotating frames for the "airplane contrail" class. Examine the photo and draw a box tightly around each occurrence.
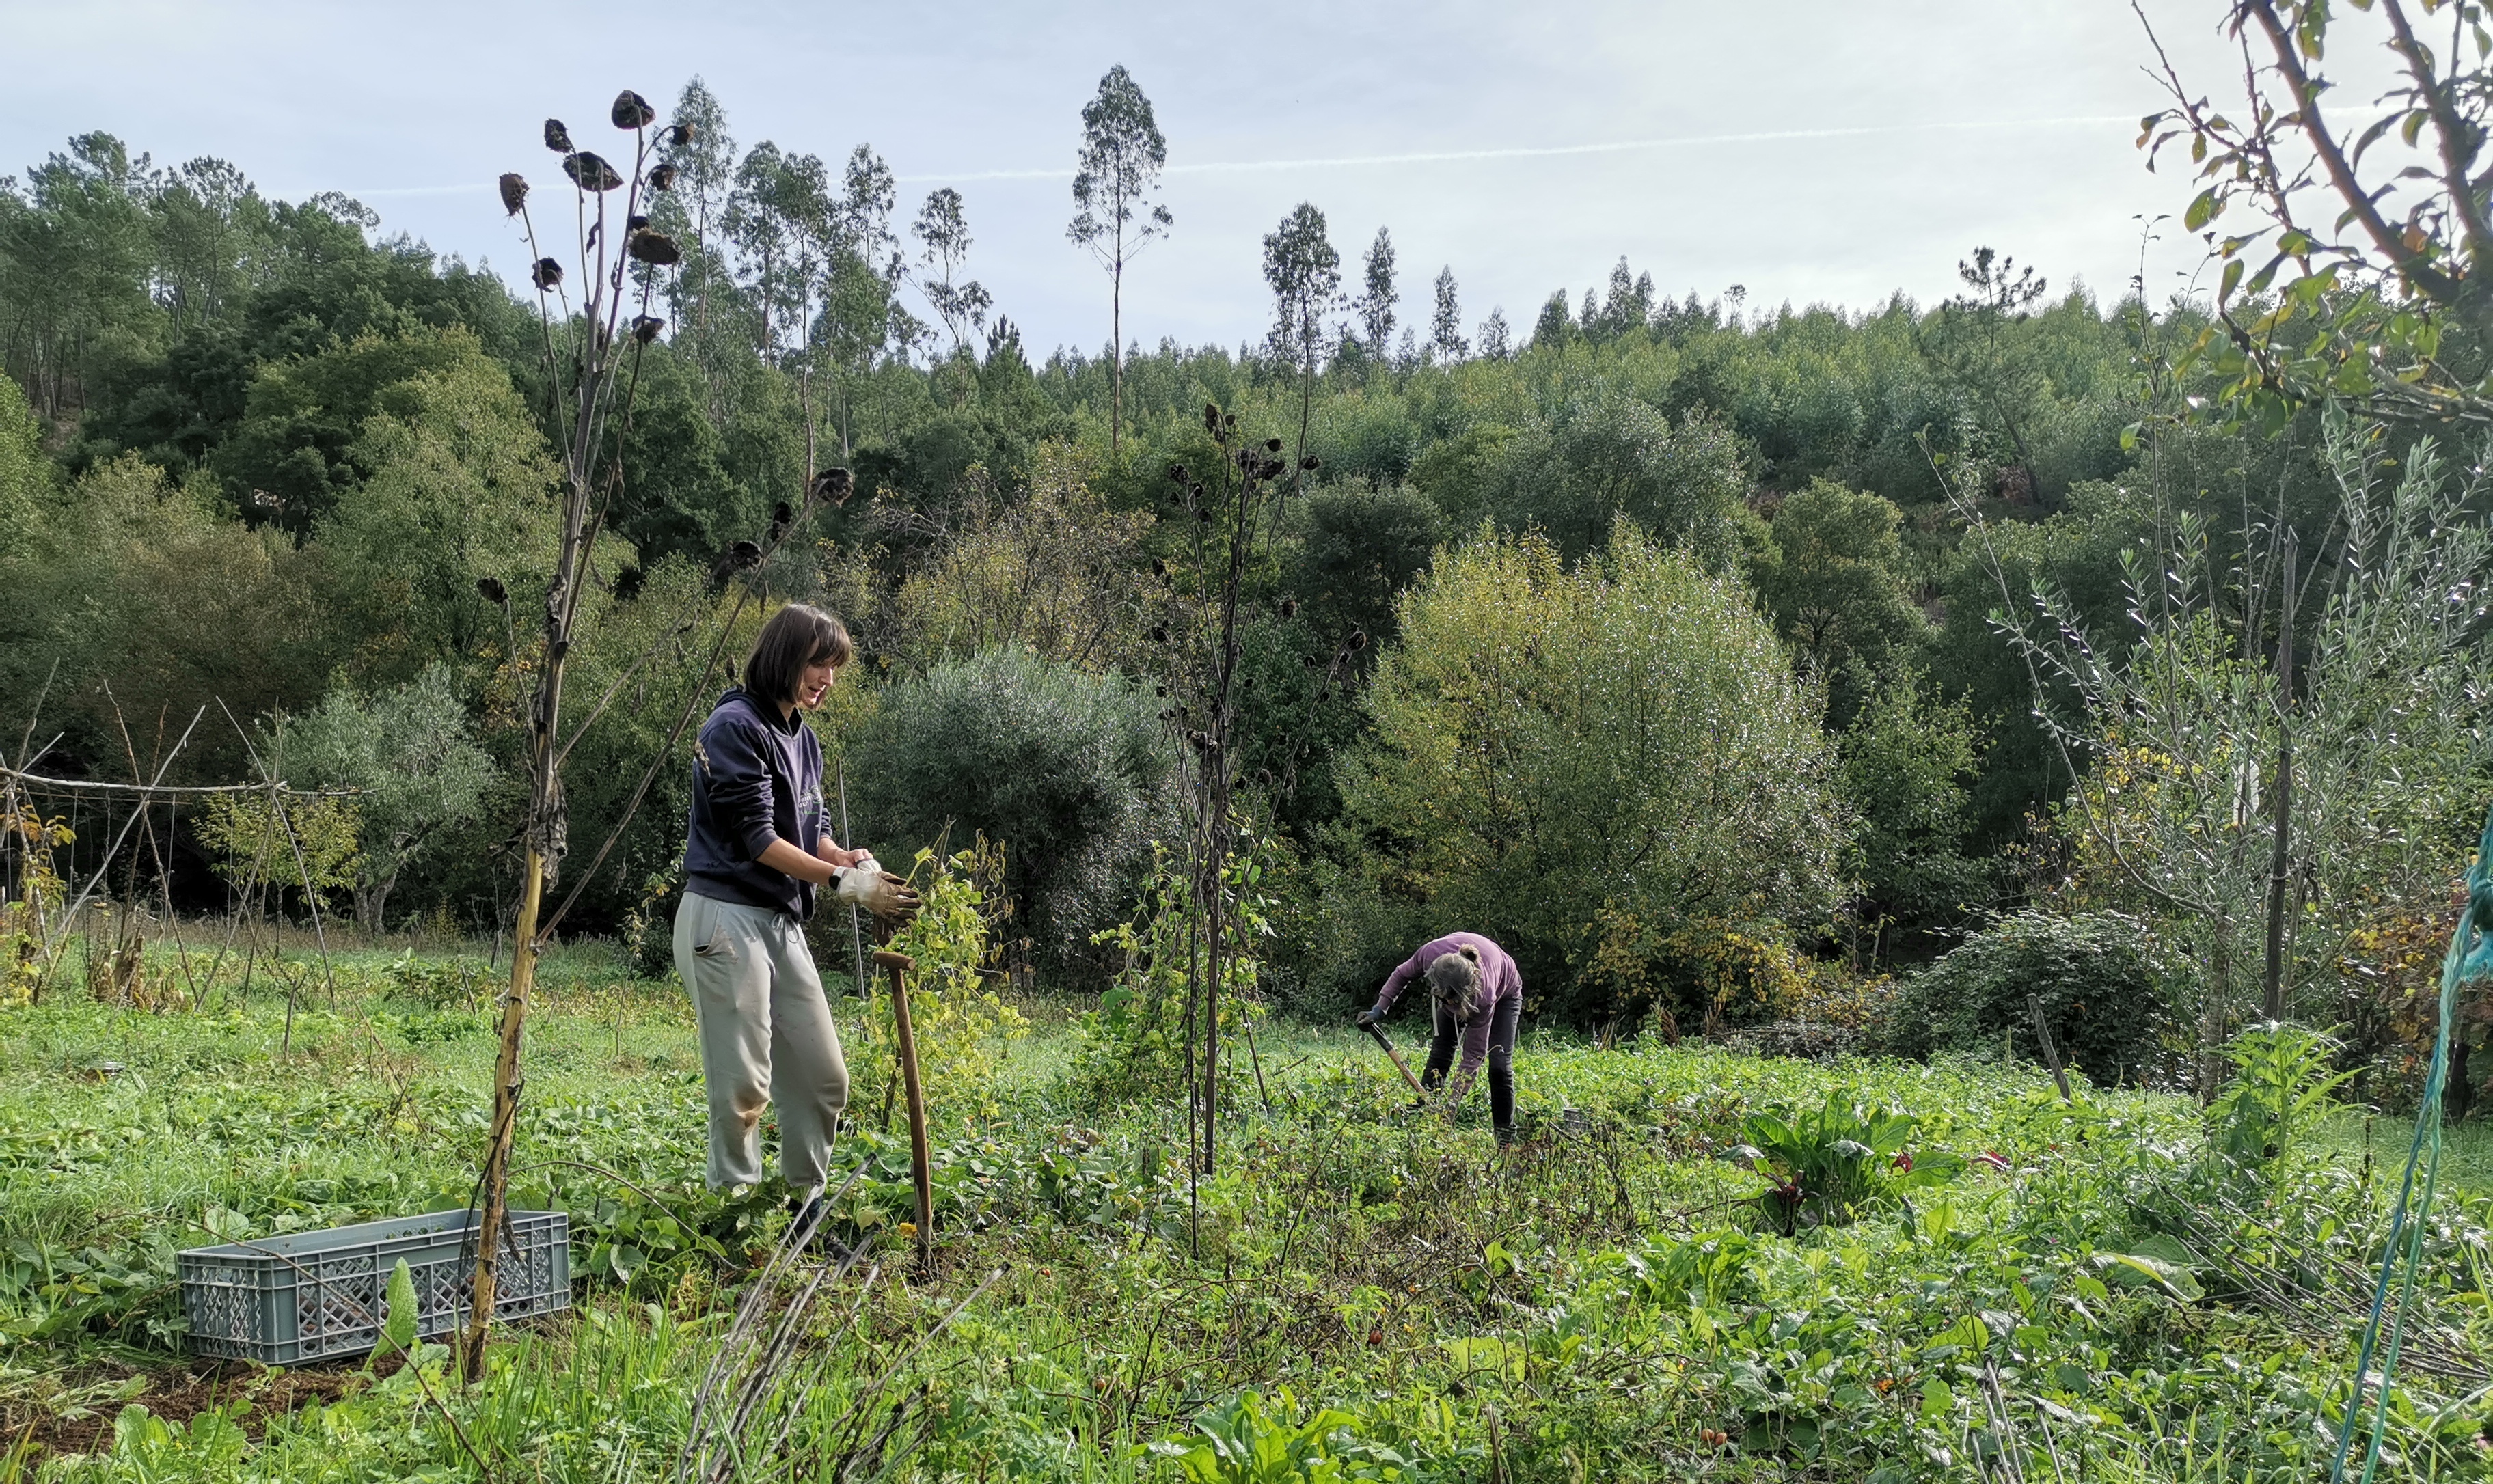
[336,113,2135,199]
[896,114,2137,183]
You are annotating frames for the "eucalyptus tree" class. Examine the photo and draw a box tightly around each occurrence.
[1067,64,1171,456]
[818,144,915,458]
[1478,307,1512,359]
[1262,202,1339,500]
[1351,227,1397,360]
[1429,266,1467,361]
[913,187,991,368]
[650,78,737,417]
[723,141,832,363]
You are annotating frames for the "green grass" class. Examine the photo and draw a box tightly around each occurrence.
[3,942,2490,1481]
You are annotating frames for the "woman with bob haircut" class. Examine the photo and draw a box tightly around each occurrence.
[1355,933,1525,1142]
[677,602,920,1203]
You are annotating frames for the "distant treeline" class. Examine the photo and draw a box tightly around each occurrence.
[0,81,2406,998]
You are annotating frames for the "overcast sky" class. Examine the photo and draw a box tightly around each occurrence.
[3,1,2265,357]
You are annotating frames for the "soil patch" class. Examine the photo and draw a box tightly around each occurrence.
[6,1354,402,1460]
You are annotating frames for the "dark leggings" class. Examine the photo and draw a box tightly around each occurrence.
[1421,991,1520,1131]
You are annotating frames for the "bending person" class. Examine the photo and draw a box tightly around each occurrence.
[1356,933,1523,1142]
[676,603,918,1202]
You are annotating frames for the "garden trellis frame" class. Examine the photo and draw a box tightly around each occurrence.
[1,750,363,1039]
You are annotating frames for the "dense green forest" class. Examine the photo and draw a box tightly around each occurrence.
[1,74,2485,1087]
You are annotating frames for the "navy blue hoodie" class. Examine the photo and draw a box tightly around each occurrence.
[683,687,829,919]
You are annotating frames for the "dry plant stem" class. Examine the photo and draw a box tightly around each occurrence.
[681,1174,877,1484]
[271,796,340,1008]
[464,850,542,1377]
[876,948,936,1269]
[2263,531,2299,1019]
[469,120,671,1374]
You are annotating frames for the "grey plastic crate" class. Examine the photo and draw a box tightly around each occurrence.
[178,1209,569,1364]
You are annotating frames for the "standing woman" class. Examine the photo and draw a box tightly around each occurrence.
[677,603,918,1198]
[1356,932,1525,1142]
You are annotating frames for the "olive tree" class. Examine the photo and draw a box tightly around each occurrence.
[1977,410,2493,1088]
[1338,517,1846,1021]
[277,665,495,932]
[847,647,1173,974]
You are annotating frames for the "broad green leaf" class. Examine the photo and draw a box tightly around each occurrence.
[370,1258,419,1365]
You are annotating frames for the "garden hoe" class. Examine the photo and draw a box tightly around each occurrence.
[1360,1019,1426,1097]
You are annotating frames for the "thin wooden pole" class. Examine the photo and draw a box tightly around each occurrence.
[2026,993,2075,1103]
[874,948,934,1271]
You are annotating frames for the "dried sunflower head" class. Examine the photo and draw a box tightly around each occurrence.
[611,90,656,130]
[647,163,677,191]
[498,173,529,217]
[667,122,695,148]
[631,314,665,344]
[563,152,624,192]
[544,119,573,152]
[476,576,509,605]
[627,230,681,265]
[530,257,564,290]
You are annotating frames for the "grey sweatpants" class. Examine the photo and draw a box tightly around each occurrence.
[674,891,849,1192]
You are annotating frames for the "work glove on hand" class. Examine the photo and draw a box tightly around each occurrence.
[1354,1005,1385,1028]
[835,863,922,923]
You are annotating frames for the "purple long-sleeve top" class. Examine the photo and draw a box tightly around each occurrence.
[1373,932,1522,1083]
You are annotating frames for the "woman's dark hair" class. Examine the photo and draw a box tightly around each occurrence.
[743,603,854,706]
